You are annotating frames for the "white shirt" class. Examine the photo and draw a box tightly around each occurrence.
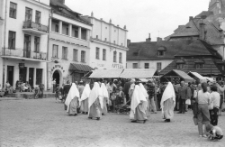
[210,92,220,108]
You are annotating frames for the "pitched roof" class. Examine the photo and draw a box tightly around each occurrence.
[127,40,192,61]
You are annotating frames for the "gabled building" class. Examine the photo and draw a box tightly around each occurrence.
[47,0,93,89]
[0,0,51,89]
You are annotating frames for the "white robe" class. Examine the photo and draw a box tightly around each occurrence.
[88,82,101,109]
[65,83,80,112]
[79,84,91,106]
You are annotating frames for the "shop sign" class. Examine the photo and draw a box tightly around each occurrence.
[19,63,25,68]
[112,64,124,69]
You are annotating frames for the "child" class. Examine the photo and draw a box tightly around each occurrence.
[206,124,223,140]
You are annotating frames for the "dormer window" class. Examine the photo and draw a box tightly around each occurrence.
[176,59,185,69]
[195,64,203,69]
[157,46,166,56]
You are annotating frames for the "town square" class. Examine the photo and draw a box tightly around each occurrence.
[1,0,225,147]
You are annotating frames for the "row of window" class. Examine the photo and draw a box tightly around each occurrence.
[51,19,88,40]
[10,2,41,23]
[52,45,86,63]
[132,63,162,70]
[176,63,203,69]
[8,31,40,52]
[95,48,123,63]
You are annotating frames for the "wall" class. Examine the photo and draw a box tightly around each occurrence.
[126,60,173,70]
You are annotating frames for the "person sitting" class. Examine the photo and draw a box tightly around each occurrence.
[206,123,223,140]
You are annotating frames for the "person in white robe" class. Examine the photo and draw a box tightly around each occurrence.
[99,83,109,115]
[79,84,91,114]
[130,85,148,123]
[65,83,80,116]
[139,83,150,115]
[88,82,102,120]
[160,82,176,122]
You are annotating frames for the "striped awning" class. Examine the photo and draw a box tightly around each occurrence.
[69,63,93,72]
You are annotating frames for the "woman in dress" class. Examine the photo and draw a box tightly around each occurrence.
[79,83,91,114]
[65,83,80,116]
[88,82,102,120]
[160,82,176,122]
[129,84,148,123]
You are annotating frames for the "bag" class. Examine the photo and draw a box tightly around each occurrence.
[185,99,191,105]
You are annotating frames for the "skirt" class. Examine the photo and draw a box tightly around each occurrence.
[162,98,175,119]
[101,98,108,115]
[81,99,89,113]
[131,104,148,121]
[68,98,78,115]
[88,101,101,119]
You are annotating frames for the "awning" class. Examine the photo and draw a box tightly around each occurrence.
[69,63,93,73]
[89,69,123,78]
[120,69,156,79]
[172,70,195,82]
[188,71,206,82]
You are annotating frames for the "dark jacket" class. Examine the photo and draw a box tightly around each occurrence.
[178,85,188,100]
[123,82,131,95]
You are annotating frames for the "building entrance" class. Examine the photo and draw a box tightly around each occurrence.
[19,67,27,83]
[7,66,14,86]
[53,70,60,85]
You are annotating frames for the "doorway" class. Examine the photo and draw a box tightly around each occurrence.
[29,68,34,88]
[19,67,27,83]
[7,66,14,86]
[53,70,60,85]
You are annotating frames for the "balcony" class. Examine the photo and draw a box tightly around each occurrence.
[0,48,47,62]
[23,20,48,35]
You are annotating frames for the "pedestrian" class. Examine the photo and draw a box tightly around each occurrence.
[205,123,223,140]
[65,83,80,116]
[186,82,192,111]
[174,82,181,111]
[88,82,102,120]
[63,81,71,110]
[160,82,176,122]
[216,82,225,115]
[129,84,148,123]
[209,85,220,126]
[79,83,91,114]
[197,83,211,138]
[52,79,56,93]
[99,83,109,115]
[178,81,188,114]
[123,79,132,105]
[146,80,157,114]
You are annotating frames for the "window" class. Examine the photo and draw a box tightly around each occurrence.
[24,34,31,58]
[81,51,86,63]
[119,52,122,63]
[62,22,69,35]
[195,64,203,69]
[177,64,184,69]
[145,63,149,69]
[133,63,138,69]
[103,49,106,61]
[81,28,87,40]
[36,69,43,85]
[72,25,79,38]
[73,49,78,61]
[34,36,40,53]
[96,47,100,59]
[35,11,41,24]
[52,19,59,33]
[9,2,17,19]
[157,51,165,56]
[113,51,117,62]
[25,7,32,21]
[8,31,16,49]
[62,47,68,60]
[52,44,58,58]
[157,62,162,70]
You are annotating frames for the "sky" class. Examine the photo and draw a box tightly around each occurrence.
[66,0,209,42]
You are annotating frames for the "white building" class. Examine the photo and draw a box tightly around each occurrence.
[47,0,92,89]
[83,13,128,70]
[0,0,5,88]
[0,0,50,89]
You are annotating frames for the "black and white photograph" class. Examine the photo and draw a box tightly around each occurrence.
[0,0,225,146]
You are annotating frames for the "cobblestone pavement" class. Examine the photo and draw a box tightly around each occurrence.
[0,98,225,147]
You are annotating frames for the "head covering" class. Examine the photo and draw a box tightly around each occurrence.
[130,85,147,115]
[79,84,91,106]
[88,82,100,108]
[99,83,109,109]
[139,83,149,98]
[65,83,80,111]
[160,82,176,111]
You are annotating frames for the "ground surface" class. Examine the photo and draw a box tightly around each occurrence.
[0,98,225,147]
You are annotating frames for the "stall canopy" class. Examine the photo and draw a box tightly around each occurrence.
[89,69,123,78]
[69,63,93,73]
[120,69,156,79]
[161,69,195,83]
[188,71,206,83]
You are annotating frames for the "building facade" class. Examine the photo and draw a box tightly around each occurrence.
[47,0,92,89]
[83,13,128,70]
[0,0,50,89]
[0,0,5,88]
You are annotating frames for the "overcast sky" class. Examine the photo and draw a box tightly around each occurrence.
[66,0,209,42]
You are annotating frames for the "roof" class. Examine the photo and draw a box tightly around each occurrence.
[69,63,93,72]
[50,0,91,25]
[162,70,195,82]
[188,71,207,82]
[127,40,192,61]
[120,69,156,79]
[89,69,123,78]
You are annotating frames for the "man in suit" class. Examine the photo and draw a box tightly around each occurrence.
[178,81,188,114]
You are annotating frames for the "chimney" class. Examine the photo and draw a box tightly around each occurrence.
[199,20,206,40]
[146,33,151,42]
[157,37,162,42]
[91,12,94,17]
[55,0,65,4]
[127,39,131,46]
[189,16,193,21]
